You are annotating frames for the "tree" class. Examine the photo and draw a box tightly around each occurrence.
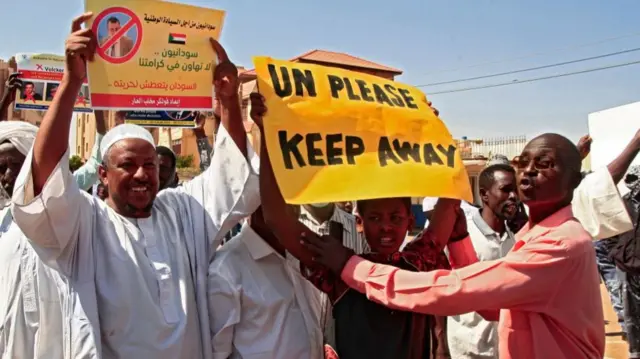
[69,155,84,173]
[176,154,194,168]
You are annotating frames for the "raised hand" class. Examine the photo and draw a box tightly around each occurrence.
[64,12,95,83]
[209,38,238,107]
[5,73,23,94]
[193,112,206,131]
[428,100,440,117]
[576,134,592,160]
[301,232,354,274]
[249,93,267,129]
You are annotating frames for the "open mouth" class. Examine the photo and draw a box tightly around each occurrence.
[130,185,150,194]
[519,177,534,191]
[503,202,519,217]
[379,237,396,246]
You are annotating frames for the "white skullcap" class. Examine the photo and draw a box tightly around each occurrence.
[422,197,438,212]
[100,124,155,160]
[0,121,38,155]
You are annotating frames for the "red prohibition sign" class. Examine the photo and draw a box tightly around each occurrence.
[92,7,143,65]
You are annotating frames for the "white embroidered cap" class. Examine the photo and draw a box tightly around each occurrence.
[0,121,38,155]
[100,124,156,161]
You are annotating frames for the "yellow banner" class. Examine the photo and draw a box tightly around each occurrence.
[253,57,473,204]
[85,0,224,111]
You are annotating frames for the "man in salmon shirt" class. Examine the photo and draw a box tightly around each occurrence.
[303,133,604,359]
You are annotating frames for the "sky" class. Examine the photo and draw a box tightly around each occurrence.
[2,0,640,144]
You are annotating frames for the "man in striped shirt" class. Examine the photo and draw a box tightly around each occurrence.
[299,202,369,347]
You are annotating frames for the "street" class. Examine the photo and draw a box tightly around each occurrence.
[603,284,627,359]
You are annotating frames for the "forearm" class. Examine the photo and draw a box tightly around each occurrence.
[32,77,82,195]
[0,91,13,120]
[426,199,460,250]
[608,136,640,184]
[446,237,478,268]
[340,247,560,316]
[220,96,246,157]
[95,110,107,135]
[259,129,315,266]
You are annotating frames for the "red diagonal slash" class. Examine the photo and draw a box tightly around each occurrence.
[36,64,43,70]
[100,19,136,53]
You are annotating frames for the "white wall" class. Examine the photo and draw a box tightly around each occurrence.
[588,100,640,195]
[68,115,77,156]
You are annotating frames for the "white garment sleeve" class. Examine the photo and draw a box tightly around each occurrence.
[572,168,633,240]
[177,125,260,249]
[207,267,240,359]
[11,148,90,274]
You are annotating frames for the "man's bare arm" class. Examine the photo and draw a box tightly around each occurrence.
[607,129,640,184]
[32,13,95,195]
[95,109,107,136]
[252,93,316,266]
[209,39,246,158]
[0,73,21,121]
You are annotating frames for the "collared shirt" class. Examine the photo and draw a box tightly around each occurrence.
[572,167,632,240]
[447,210,516,359]
[298,206,369,346]
[208,224,323,359]
[73,133,103,191]
[340,206,604,359]
[10,126,260,359]
[299,206,369,254]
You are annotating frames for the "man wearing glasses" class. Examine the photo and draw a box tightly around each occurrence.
[306,133,608,358]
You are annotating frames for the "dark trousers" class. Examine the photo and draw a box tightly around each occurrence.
[624,273,640,358]
[594,238,626,331]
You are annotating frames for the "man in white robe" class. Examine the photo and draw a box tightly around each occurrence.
[10,14,259,359]
[0,121,101,358]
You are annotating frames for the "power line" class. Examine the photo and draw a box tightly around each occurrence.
[427,59,640,95]
[416,47,640,87]
[416,31,640,76]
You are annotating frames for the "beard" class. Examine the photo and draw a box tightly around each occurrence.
[125,202,154,215]
[109,191,156,218]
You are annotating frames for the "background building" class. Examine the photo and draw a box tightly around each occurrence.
[456,135,528,203]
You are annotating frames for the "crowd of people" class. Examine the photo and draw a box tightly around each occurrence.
[2,12,640,359]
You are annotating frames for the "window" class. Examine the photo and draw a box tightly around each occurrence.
[85,143,89,152]
[77,146,81,154]
[171,139,182,154]
[241,99,249,122]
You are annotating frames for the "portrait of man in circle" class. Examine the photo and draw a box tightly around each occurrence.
[99,15,136,58]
